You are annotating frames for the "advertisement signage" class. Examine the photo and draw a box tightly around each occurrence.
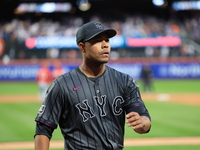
[0,63,200,81]
[25,36,181,49]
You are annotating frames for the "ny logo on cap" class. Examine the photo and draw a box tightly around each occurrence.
[94,21,104,29]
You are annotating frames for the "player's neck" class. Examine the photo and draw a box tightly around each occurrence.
[79,64,106,77]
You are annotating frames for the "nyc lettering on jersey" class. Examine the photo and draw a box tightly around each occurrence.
[76,95,125,122]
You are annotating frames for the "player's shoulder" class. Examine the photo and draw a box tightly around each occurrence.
[106,65,134,83]
[107,66,139,89]
[55,68,76,80]
[106,65,132,78]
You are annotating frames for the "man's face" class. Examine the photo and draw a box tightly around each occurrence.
[83,32,111,64]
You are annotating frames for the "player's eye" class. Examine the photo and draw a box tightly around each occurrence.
[95,39,101,42]
[105,39,109,42]
[89,38,109,45]
[96,39,109,43]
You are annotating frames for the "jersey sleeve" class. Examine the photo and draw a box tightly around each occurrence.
[123,76,151,120]
[35,80,64,129]
[34,121,55,139]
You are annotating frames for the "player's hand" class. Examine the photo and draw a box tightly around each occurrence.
[126,112,144,130]
[126,112,150,134]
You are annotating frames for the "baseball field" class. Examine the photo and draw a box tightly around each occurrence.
[0,79,200,150]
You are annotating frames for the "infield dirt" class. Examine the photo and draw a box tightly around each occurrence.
[0,93,199,106]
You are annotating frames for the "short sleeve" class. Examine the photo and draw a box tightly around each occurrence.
[35,81,64,129]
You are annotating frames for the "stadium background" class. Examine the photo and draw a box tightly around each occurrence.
[0,0,200,80]
[0,0,200,150]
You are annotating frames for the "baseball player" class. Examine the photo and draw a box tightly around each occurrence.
[36,60,52,103]
[52,60,65,80]
[34,21,151,150]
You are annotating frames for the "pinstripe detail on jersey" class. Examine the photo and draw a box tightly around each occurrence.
[35,66,150,150]
[66,68,99,149]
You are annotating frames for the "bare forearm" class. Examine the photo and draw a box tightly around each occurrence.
[35,135,50,150]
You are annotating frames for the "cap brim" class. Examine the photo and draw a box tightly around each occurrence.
[83,29,116,42]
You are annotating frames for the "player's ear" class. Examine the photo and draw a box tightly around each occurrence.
[78,42,86,53]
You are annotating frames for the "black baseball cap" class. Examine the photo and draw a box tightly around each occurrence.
[76,21,117,44]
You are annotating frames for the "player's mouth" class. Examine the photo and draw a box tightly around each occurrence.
[101,50,109,57]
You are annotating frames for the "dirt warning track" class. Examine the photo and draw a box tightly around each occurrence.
[0,93,199,106]
[0,137,200,149]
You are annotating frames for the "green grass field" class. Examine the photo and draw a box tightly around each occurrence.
[0,79,200,150]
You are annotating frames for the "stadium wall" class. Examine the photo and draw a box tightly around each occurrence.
[0,57,200,81]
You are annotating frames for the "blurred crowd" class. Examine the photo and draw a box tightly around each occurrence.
[0,13,200,60]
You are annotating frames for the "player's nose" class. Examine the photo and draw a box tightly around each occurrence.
[101,40,109,48]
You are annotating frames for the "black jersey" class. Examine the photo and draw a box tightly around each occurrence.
[35,65,150,150]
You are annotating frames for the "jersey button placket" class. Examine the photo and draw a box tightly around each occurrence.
[95,82,100,95]
[94,82,112,148]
